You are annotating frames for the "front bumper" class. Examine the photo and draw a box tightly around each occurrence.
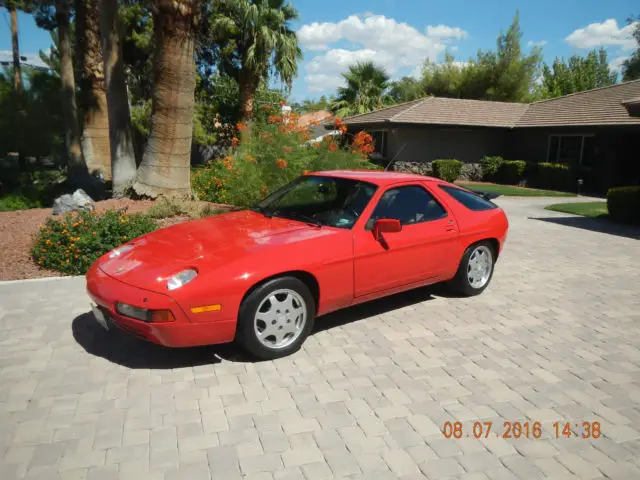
[85,263,237,347]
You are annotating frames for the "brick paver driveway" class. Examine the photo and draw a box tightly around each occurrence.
[1,197,640,480]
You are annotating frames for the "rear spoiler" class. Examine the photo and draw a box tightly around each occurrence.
[468,189,501,201]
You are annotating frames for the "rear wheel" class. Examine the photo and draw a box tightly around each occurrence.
[449,241,495,296]
[237,276,315,359]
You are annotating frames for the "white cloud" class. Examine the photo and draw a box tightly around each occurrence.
[527,40,547,47]
[609,55,630,73]
[565,19,638,50]
[426,25,469,39]
[298,14,468,95]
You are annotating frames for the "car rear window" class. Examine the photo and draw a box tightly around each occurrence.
[439,185,498,211]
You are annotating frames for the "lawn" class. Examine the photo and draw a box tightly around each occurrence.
[457,182,577,197]
[544,201,608,218]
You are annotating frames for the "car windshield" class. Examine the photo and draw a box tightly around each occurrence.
[253,175,378,229]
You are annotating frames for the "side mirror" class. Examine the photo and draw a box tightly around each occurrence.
[373,218,402,241]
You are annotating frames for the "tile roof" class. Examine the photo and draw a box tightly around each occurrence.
[517,80,640,127]
[343,80,640,129]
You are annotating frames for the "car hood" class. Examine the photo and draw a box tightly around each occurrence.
[98,210,333,291]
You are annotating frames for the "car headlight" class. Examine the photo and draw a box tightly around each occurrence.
[167,269,198,291]
[109,244,134,259]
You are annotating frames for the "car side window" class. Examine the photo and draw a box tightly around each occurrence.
[366,185,447,229]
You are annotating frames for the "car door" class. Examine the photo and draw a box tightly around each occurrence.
[353,182,460,297]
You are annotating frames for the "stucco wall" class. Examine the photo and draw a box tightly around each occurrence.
[386,126,512,164]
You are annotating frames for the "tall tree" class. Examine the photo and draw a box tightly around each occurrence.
[100,0,137,195]
[389,77,424,103]
[421,12,541,103]
[75,0,111,179]
[7,1,23,94]
[541,48,618,98]
[133,0,202,197]
[486,11,541,102]
[330,62,391,118]
[208,0,302,121]
[623,17,640,81]
[55,0,88,181]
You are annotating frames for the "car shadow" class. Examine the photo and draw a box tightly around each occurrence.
[73,284,440,368]
[314,284,441,333]
[530,216,640,240]
[72,312,249,367]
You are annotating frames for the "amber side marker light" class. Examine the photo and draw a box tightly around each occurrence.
[190,304,222,314]
[150,310,176,323]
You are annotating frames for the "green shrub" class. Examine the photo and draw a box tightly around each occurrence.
[480,156,504,181]
[0,193,39,211]
[607,186,640,224]
[32,209,157,275]
[193,115,380,207]
[431,159,463,183]
[498,160,527,185]
[532,162,574,191]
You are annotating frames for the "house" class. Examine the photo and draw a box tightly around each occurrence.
[296,110,337,142]
[342,80,640,192]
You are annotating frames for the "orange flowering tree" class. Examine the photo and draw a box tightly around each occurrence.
[32,209,156,275]
[193,112,380,207]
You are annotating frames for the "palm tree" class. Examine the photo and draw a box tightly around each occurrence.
[100,0,137,196]
[210,0,302,121]
[133,0,202,197]
[330,62,391,118]
[55,0,87,181]
[75,0,111,179]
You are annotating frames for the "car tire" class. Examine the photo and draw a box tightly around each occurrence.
[236,276,315,360]
[449,241,496,297]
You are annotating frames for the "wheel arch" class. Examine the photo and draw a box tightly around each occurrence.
[240,270,320,315]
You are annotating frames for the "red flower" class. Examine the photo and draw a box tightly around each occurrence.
[328,142,339,153]
[283,146,293,153]
[231,137,239,147]
[237,122,248,132]
[276,159,287,169]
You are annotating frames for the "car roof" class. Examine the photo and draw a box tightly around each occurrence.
[309,170,448,187]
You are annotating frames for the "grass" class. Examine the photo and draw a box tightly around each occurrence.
[457,182,577,197]
[544,201,608,218]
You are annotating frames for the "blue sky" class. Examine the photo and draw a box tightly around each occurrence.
[1,0,638,101]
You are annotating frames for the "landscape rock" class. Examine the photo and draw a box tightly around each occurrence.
[52,189,95,215]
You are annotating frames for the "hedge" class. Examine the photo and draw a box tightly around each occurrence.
[480,156,503,181]
[431,159,463,183]
[498,160,527,185]
[531,162,574,191]
[607,186,640,224]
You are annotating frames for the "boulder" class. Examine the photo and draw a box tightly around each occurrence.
[52,189,95,215]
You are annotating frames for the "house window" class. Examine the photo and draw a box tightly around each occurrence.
[369,131,387,156]
[547,135,594,165]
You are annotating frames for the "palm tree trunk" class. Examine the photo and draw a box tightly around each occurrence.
[238,72,257,122]
[100,0,137,197]
[75,0,112,180]
[56,0,88,181]
[9,6,22,96]
[134,0,201,198]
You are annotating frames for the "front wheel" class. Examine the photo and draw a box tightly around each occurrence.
[449,241,496,296]
[236,277,315,359]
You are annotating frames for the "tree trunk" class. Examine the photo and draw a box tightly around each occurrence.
[238,72,257,122]
[56,0,88,181]
[9,6,22,95]
[76,0,112,180]
[100,0,137,197]
[133,0,201,198]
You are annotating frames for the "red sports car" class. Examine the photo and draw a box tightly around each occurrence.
[86,171,508,359]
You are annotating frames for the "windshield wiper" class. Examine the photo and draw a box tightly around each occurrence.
[250,206,274,218]
[280,212,322,228]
